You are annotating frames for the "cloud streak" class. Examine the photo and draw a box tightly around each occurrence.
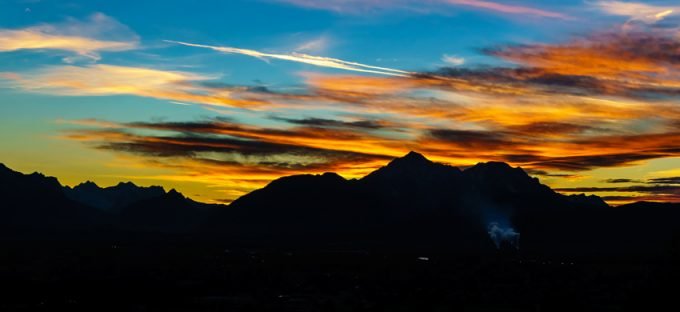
[446,0,569,19]
[276,0,569,19]
[166,40,412,77]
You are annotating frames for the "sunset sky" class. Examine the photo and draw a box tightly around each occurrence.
[1,0,680,204]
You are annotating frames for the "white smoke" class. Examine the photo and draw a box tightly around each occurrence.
[488,222,520,250]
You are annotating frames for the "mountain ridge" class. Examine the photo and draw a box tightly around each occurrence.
[0,153,622,209]
[2,152,679,255]
[64,179,166,212]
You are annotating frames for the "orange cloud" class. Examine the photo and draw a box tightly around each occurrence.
[493,44,655,79]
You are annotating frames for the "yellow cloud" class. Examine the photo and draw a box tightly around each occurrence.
[0,30,134,60]
[0,13,138,61]
[3,64,275,108]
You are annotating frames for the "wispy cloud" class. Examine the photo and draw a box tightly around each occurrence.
[486,31,680,84]
[446,0,569,19]
[0,13,138,62]
[442,54,465,66]
[294,36,330,53]
[166,40,411,77]
[593,1,680,24]
[273,0,422,13]
[275,0,570,19]
[1,64,278,108]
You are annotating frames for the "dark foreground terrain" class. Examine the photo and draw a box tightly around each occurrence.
[1,237,679,312]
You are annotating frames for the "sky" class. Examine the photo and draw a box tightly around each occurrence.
[1,0,680,204]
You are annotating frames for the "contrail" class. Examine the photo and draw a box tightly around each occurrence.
[165,40,412,77]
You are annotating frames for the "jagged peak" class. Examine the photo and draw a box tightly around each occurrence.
[463,162,541,189]
[116,181,138,188]
[566,193,609,208]
[28,171,48,178]
[167,189,185,198]
[75,180,100,189]
[0,164,61,184]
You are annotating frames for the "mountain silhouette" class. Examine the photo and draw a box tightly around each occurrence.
[1,153,679,255]
[62,179,217,232]
[358,151,464,217]
[64,181,165,212]
[120,189,216,232]
[0,164,214,235]
[214,152,612,252]
[0,163,104,232]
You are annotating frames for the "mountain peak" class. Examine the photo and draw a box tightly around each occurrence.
[403,151,428,161]
[74,181,100,190]
[361,151,461,184]
[116,181,138,188]
[321,172,344,180]
[387,151,432,168]
[167,189,185,199]
[463,161,552,196]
